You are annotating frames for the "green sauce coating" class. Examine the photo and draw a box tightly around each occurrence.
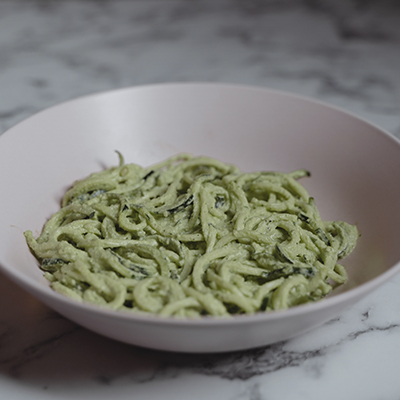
[25,154,359,317]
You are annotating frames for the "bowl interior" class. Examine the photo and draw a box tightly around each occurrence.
[1,83,400,309]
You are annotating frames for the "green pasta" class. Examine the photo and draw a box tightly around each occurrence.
[24,153,359,317]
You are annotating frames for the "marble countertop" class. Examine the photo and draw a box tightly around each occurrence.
[1,1,400,399]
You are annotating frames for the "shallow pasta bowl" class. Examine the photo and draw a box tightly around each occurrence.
[1,83,400,353]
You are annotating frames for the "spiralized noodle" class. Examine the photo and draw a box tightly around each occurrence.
[24,153,359,317]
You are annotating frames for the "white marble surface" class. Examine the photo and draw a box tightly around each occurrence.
[1,1,400,399]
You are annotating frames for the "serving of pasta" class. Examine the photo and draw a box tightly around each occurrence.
[25,153,359,318]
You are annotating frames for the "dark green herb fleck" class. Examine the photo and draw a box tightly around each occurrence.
[143,170,155,181]
[215,196,225,208]
[168,195,194,214]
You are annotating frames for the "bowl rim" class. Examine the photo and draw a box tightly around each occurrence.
[1,81,400,326]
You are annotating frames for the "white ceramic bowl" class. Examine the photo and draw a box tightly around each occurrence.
[1,83,400,353]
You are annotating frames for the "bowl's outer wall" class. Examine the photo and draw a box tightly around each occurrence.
[27,276,366,353]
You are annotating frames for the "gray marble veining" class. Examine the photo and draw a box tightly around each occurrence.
[1,1,400,399]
